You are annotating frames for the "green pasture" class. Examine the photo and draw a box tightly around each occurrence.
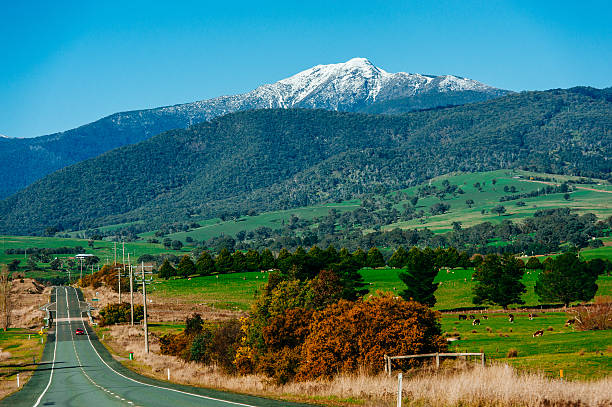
[150,243,612,311]
[160,201,360,243]
[441,312,612,380]
[379,170,612,233]
[360,265,611,310]
[149,271,270,310]
[153,169,611,241]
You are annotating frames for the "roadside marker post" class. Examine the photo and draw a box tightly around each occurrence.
[167,368,170,381]
[16,374,19,388]
[397,373,402,407]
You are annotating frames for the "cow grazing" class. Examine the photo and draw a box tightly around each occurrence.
[458,314,467,320]
[508,314,514,323]
[565,318,576,327]
[482,315,488,320]
[469,315,476,319]
[533,330,544,337]
[472,319,481,326]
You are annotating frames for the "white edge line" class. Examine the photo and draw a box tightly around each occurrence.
[32,287,59,407]
[71,287,258,407]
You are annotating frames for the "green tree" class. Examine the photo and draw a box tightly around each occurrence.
[535,252,602,307]
[388,247,408,268]
[50,257,62,270]
[215,248,233,274]
[472,254,526,309]
[351,248,367,268]
[399,247,438,307]
[6,259,19,272]
[525,257,542,270]
[465,199,475,208]
[245,249,260,272]
[195,251,215,276]
[492,205,506,216]
[259,248,276,270]
[171,240,183,250]
[366,247,385,268]
[158,259,176,280]
[177,255,196,278]
[275,248,293,273]
[232,251,247,272]
[329,257,368,301]
[26,257,38,270]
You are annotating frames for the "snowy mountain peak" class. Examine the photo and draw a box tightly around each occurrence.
[235,58,503,110]
[166,58,508,121]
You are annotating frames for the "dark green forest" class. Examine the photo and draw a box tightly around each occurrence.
[0,87,610,235]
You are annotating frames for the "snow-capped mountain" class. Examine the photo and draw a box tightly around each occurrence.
[0,58,509,199]
[161,57,507,121]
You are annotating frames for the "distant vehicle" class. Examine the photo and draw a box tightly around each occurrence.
[75,328,85,335]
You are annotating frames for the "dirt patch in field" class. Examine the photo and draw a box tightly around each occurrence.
[10,279,51,329]
[82,285,243,323]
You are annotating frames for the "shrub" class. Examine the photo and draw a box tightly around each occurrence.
[298,294,445,380]
[190,328,214,363]
[160,332,191,359]
[98,302,144,326]
[208,319,242,374]
[571,299,612,331]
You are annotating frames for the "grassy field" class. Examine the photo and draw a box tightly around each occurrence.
[0,329,45,396]
[441,312,612,380]
[379,169,612,233]
[155,201,360,243]
[149,244,612,311]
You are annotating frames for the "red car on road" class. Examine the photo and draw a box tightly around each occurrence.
[75,328,85,335]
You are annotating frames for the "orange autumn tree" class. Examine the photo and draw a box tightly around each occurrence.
[298,293,446,380]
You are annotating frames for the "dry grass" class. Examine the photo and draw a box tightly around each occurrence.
[101,325,612,407]
[82,285,242,323]
[10,279,50,329]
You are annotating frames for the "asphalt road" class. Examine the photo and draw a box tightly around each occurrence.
[2,287,314,407]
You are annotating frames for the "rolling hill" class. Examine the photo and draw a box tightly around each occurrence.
[0,87,610,235]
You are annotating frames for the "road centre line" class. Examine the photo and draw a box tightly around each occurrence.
[32,288,59,407]
[71,287,258,407]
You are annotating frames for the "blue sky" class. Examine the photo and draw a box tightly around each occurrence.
[1,1,611,138]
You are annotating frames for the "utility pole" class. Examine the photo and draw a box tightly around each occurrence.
[142,261,149,353]
[136,261,153,353]
[122,241,126,303]
[128,253,134,326]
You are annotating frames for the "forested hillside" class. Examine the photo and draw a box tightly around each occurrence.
[0,58,506,199]
[0,87,610,235]
[0,106,205,199]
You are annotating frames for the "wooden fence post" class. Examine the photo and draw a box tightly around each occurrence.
[435,352,440,369]
[481,353,486,367]
[384,354,388,375]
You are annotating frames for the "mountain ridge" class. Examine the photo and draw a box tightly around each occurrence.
[1,87,609,235]
[0,58,508,198]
